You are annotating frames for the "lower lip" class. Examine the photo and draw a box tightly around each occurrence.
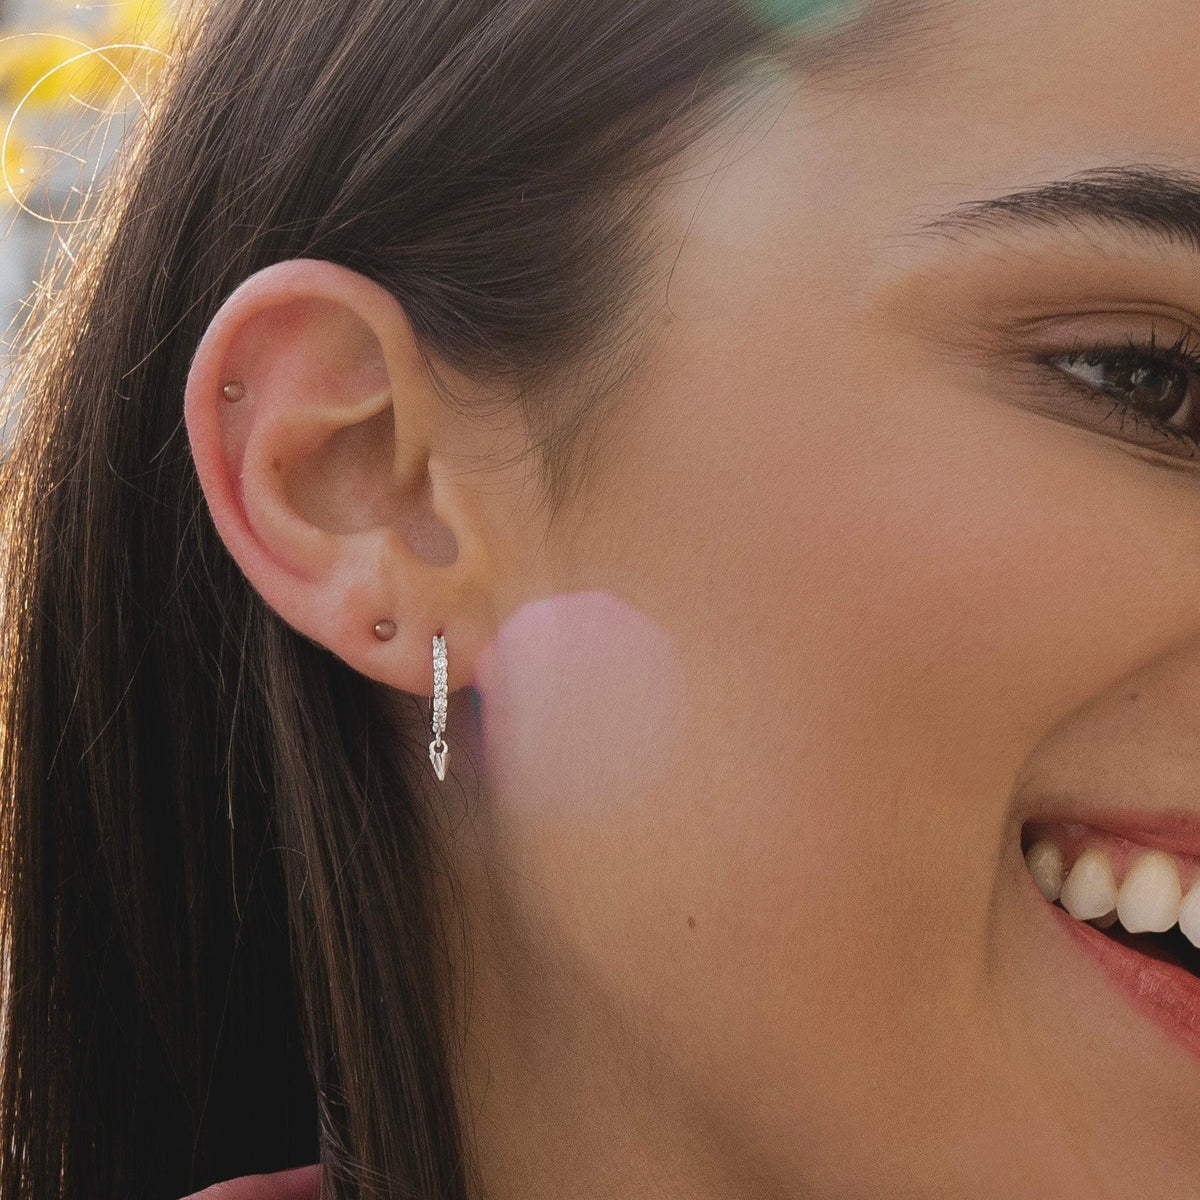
[1049,902,1200,1065]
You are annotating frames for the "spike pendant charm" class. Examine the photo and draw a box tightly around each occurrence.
[429,633,448,782]
[429,741,448,781]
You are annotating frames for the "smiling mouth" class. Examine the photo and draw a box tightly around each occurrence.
[1021,817,1200,1058]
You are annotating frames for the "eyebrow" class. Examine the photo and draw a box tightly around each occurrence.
[912,164,1200,255]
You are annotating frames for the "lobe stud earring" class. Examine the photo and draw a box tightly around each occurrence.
[222,381,245,402]
[430,633,448,781]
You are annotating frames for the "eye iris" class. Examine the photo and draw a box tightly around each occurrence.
[1097,357,1188,421]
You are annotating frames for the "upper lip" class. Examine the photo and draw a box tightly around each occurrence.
[1024,802,1200,861]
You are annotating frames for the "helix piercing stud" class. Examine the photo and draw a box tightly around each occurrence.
[222,381,246,402]
[373,619,397,642]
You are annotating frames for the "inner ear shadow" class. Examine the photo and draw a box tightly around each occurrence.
[285,404,459,566]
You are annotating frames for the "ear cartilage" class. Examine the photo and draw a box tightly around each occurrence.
[373,619,397,642]
[221,381,246,403]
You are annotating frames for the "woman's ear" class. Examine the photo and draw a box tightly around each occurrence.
[183,258,504,694]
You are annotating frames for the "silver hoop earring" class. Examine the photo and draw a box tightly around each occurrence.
[429,633,448,781]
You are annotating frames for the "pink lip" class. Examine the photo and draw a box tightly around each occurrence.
[1025,806,1200,861]
[1049,901,1200,1065]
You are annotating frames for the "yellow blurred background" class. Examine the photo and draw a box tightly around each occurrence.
[0,0,172,208]
[0,0,174,384]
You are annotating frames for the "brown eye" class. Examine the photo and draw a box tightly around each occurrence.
[1052,353,1192,425]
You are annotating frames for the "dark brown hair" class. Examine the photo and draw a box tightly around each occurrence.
[0,1,898,1197]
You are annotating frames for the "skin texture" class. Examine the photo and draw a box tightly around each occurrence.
[183,1,1200,1196]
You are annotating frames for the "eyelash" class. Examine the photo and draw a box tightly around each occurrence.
[1039,322,1200,457]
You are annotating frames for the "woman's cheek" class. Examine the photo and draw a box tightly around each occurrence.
[471,590,689,816]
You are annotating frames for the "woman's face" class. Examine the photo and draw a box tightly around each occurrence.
[447,0,1200,1194]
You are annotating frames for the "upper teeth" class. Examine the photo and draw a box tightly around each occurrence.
[1058,846,1117,921]
[1025,837,1200,948]
[1116,849,1181,933]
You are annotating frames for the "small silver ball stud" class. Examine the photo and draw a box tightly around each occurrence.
[373,619,397,642]
[222,381,245,402]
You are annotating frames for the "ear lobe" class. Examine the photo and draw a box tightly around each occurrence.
[183,258,495,694]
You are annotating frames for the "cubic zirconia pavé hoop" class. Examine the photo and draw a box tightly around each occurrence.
[429,633,448,781]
